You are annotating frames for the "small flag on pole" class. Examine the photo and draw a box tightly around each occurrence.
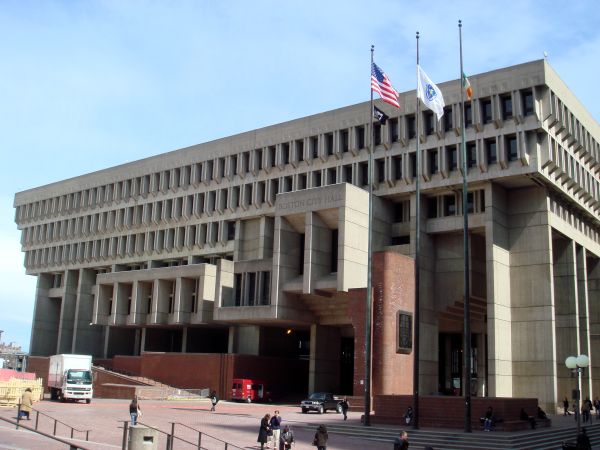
[371,62,400,108]
[417,65,445,121]
[373,106,389,125]
[463,73,473,100]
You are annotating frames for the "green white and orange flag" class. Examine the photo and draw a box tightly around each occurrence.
[463,73,473,100]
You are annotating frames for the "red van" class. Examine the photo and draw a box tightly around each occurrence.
[231,378,271,403]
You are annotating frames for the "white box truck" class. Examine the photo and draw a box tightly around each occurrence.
[48,354,93,403]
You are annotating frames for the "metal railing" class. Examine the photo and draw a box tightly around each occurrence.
[0,414,91,450]
[16,405,92,441]
[122,421,244,450]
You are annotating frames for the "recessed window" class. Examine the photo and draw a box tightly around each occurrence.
[424,111,435,135]
[310,136,319,159]
[393,155,402,180]
[407,115,416,139]
[482,99,493,123]
[374,124,382,146]
[389,118,399,142]
[467,142,477,168]
[356,126,366,149]
[427,197,438,218]
[325,133,334,156]
[501,95,513,120]
[410,153,416,178]
[522,89,534,116]
[443,108,453,132]
[429,150,438,174]
[448,146,458,171]
[341,130,349,152]
[486,139,497,165]
[466,192,474,214]
[376,159,385,183]
[443,194,456,216]
[464,103,473,127]
[507,135,518,161]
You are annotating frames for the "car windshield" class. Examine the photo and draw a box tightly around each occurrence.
[308,393,325,400]
[66,370,92,382]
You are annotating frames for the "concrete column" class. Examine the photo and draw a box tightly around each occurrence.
[29,274,60,356]
[553,237,578,405]
[508,187,555,411]
[57,270,78,354]
[308,324,341,394]
[485,183,513,397]
[73,269,104,356]
[337,203,368,292]
[304,212,331,294]
[587,256,600,397]
[576,247,592,399]
[234,325,260,355]
[140,327,147,353]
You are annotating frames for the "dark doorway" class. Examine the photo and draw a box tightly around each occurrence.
[340,337,354,395]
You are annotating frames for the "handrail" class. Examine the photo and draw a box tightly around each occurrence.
[0,415,92,450]
[136,421,198,448]
[171,422,245,450]
[17,406,92,441]
[93,365,160,387]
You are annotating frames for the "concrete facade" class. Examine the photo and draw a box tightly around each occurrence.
[13,60,600,410]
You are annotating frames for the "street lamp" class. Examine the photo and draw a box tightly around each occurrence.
[565,354,589,434]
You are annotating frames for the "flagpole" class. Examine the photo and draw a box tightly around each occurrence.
[412,30,421,431]
[363,43,375,428]
[459,19,472,433]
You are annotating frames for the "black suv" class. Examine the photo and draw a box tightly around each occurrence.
[300,392,341,414]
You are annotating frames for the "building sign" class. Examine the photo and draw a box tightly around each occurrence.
[396,310,413,354]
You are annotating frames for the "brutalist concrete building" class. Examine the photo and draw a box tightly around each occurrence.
[14,60,600,409]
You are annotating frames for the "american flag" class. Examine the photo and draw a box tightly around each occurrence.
[371,62,400,108]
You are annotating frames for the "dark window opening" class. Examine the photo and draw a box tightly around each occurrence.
[394,202,404,222]
[357,126,365,149]
[330,229,338,273]
[394,156,402,180]
[429,150,438,174]
[467,142,477,168]
[443,195,456,216]
[227,221,236,241]
[482,99,493,123]
[410,153,416,178]
[425,111,435,135]
[448,147,458,171]
[507,136,518,161]
[427,197,438,218]
[464,103,473,127]
[344,165,353,184]
[234,273,242,306]
[377,159,385,182]
[444,108,453,131]
[374,124,382,146]
[522,90,534,116]
[325,133,334,156]
[361,162,369,186]
[341,130,349,152]
[466,192,474,214]
[313,171,322,187]
[501,95,513,120]
[310,136,319,159]
[486,139,497,165]
[390,118,399,142]
[407,115,416,139]
[299,234,305,274]
[391,235,410,245]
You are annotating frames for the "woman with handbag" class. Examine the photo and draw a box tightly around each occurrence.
[257,413,271,450]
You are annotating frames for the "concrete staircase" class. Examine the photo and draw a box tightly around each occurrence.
[301,421,600,450]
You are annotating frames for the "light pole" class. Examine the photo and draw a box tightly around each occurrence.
[565,354,589,434]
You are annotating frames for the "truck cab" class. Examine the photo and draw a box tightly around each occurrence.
[48,354,93,403]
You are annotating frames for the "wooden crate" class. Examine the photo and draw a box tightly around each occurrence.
[0,378,43,408]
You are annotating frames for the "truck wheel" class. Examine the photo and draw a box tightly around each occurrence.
[337,404,343,414]
[50,388,56,400]
[86,399,91,404]
[59,392,66,403]
[318,405,324,414]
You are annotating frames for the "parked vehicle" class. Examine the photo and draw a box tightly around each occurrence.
[300,392,342,414]
[231,378,271,403]
[48,354,93,403]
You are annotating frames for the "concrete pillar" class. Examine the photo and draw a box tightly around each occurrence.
[553,237,578,405]
[181,327,188,353]
[587,256,600,397]
[304,212,332,294]
[308,324,341,393]
[29,274,60,356]
[234,325,260,355]
[508,187,555,411]
[73,269,104,356]
[140,327,147,353]
[485,183,513,397]
[227,326,236,353]
[576,246,592,399]
[57,270,78,353]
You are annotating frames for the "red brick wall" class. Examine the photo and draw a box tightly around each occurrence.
[27,356,50,392]
[112,355,142,375]
[348,252,415,397]
[373,395,539,428]
[92,369,140,399]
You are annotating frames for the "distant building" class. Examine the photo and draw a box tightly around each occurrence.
[14,60,599,410]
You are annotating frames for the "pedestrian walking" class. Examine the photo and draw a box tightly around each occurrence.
[594,397,600,420]
[279,425,294,450]
[339,397,349,420]
[210,390,219,412]
[563,397,571,416]
[581,398,591,424]
[257,413,271,450]
[393,430,409,450]
[19,388,33,420]
[313,424,328,450]
[129,396,141,426]
[270,410,282,449]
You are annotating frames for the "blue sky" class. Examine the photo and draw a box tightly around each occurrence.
[1,1,599,351]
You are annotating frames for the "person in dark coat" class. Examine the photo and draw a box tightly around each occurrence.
[129,396,141,426]
[393,430,409,450]
[576,427,592,450]
[520,408,536,429]
[313,424,328,450]
[257,413,271,450]
[564,397,572,415]
[279,425,294,450]
[339,397,349,421]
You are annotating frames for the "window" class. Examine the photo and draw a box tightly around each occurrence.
[343,165,352,184]
[281,144,289,165]
[481,99,493,123]
[406,115,416,139]
[467,142,477,168]
[389,118,399,142]
[325,133,334,156]
[330,229,338,273]
[522,89,534,116]
[373,124,382,146]
[298,173,307,190]
[396,311,413,354]
[394,202,404,222]
[298,234,305,274]
[393,155,402,180]
[448,146,458,171]
[310,136,319,159]
[427,197,437,218]
[464,103,473,127]
[443,194,456,216]
[341,130,349,152]
[501,95,513,120]
[361,162,369,186]
[507,135,518,161]
[295,140,304,161]
[486,139,497,165]
[466,192,474,214]
[410,153,416,178]
[429,150,438,174]
[356,126,365,149]
[443,108,453,132]
[424,111,435,135]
